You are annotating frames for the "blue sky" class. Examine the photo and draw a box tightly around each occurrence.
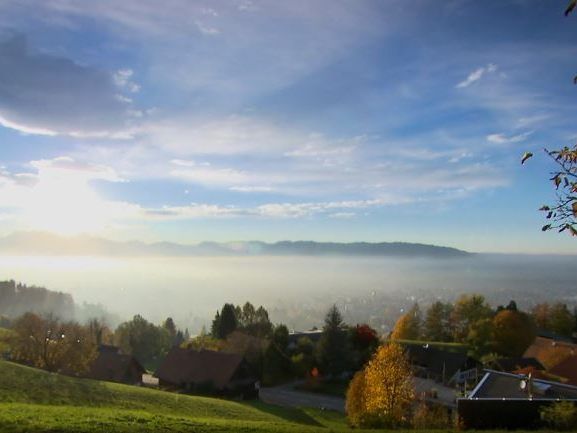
[0,0,576,253]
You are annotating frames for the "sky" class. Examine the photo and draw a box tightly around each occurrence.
[0,0,576,254]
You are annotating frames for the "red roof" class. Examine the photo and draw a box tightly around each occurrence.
[550,355,577,386]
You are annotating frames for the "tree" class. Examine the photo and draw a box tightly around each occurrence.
[9,312,96,374]
[532,303,551,329]
[492,310,536,357]
[262,324,292,385]
[210,311,221,338]
[114,315,169,369]
[536,146,577,236]
[451,294,492,342]
[549,303,575,337]
[423,301,453,342]
[316,305,350,376]
[346,370,368,427]
[531,302,574,337]
[522,2,577,237]
[87,318,112,346]
[350,324,379,369]
[390,303,422,340]
[346,343,414,428]
[466,318,494,359]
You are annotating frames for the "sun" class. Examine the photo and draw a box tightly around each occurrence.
[20,176,111,235]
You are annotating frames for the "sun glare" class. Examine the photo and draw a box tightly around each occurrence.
[17,169,121,235]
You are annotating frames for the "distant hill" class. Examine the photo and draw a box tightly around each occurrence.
[0,231,471,258]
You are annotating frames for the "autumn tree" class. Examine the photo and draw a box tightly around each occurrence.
[346,370,368,427]
[9,312,96,374]
[87,318,112,346]
[350,324,379,369]
[451,294,492,342]
[423,301,453,342]
[466,318,494,359]
[391,303,422,340]
[521,1,577,236]
[346,343,414,428]
[532,303,551,330]
[492,309,536,357]
[549,303,575,337]
[531,302,574,337]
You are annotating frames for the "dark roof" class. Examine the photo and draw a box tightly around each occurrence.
[98,344,121,354]
[288,330,324,344]
[550,355,577,386]
[154,347,247,389]
[537,329,575,343]
[404,344,476,380]
[88,347,145,384]
[468,370,577,400]
[490,357,545,373]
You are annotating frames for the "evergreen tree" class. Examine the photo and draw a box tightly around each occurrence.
[316,305,349,376]
[210,311,221,338]
[218,303,238,339]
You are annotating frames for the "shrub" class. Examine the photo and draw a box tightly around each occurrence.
[412,402,452,429]
[541,402,577,431]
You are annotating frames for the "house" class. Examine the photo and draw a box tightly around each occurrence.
[154,347,257,397]
[403,344,479,385]
[458,369,577,429]
[549,354,577,386]
[87,345,145,385]
[523,336,577,368]
[486,357,545,373]
[287,329,323,350]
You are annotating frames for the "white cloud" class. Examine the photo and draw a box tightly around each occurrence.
[486,131,533,144]
[113,69,141,93]
[456,63,498,88]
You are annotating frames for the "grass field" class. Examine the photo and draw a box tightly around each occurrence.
[0,328,13,354]
[0,360,373,432]
[389,339,469,353]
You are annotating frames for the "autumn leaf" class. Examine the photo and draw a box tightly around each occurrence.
[521,152,533,165]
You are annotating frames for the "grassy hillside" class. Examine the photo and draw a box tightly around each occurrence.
[0,361,363,432]
[0,327,13,353]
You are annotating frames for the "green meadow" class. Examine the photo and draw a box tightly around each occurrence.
[0,360,373,433]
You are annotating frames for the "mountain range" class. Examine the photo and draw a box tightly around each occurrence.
[0,231,471,258]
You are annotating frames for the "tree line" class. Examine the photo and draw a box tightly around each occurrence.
[390,295,576,358]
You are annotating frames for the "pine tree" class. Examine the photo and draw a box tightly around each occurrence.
[316,305,349,376]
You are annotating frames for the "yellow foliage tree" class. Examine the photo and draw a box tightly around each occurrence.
[346,343,415,428]
[390,304,421,340]
[9,312,97,374]
[345,370,367,427]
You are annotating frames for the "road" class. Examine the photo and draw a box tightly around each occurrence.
[259,384,345,413]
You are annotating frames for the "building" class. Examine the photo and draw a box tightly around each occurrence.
[549,355,577,386]
[404,344,479,386]
[87,345,145,385]
[154,347,257,397]
[458,369,577,429]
